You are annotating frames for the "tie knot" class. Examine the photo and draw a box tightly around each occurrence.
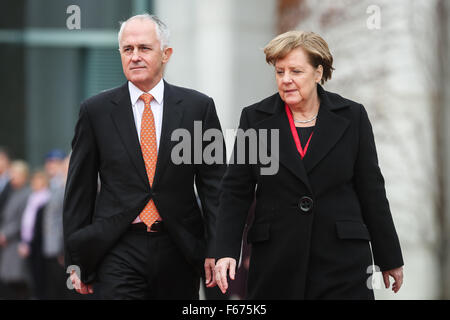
[139,93,153,106]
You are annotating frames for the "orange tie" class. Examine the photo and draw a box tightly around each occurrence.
[139,93,161,227]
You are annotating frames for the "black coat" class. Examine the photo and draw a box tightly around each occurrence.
[215,85,403,299]
[63,81,226,283]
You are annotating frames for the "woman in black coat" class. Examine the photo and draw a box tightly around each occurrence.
[214,31,404,299]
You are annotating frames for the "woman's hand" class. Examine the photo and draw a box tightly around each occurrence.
[17,242,30,258]
[215,257,237,294]
[382,266,404,293]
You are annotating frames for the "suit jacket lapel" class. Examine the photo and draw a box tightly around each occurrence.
[152,81,183,189]
[110,82,150,188]
[302,85,350,173]
[255,95,312,193]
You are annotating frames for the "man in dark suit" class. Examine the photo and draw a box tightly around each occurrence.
[0,147,12,298]
[0,147,11,212]
[64,14,225,299]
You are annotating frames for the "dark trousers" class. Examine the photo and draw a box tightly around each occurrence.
[2,281,30,300]
[95,225,200,300]
[28,250,46,300]
[43,257,68,299]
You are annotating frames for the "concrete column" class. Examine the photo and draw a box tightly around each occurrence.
[440,0,450,299]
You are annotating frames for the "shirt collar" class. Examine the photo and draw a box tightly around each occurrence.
[128,78,164,106]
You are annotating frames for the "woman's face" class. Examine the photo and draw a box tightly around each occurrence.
[31,174,48,191]
[275,47,323,108]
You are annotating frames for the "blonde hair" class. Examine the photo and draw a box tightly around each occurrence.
[264,30,334,84]
[10,160,30,180]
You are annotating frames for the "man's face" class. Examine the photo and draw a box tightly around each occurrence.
[45,159,62,178]
[0,153,10,174]
[119,19,172,92]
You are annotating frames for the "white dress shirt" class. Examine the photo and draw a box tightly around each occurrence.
[128,79,164,151]
[128,79,164,224]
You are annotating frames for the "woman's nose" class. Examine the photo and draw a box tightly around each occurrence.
[282,74,292,83]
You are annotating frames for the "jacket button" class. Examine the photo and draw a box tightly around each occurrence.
[298,196,313,213]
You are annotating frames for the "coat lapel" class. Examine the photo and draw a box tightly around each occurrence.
[152,81,183,189]
[255,95,312,193]
[110,82,150,188]
[302,85,350,173]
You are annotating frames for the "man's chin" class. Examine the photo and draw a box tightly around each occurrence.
[130,67,146,72]
[127,77,155,91]
[128,76,148,85]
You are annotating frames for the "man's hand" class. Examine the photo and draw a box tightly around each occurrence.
[215,257,236,294]
[204,258,217,288]
[70,270,94,294]
[382,266,404,293]
[0,233,7,247]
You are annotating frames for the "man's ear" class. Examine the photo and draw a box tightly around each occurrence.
[162,47,173,64]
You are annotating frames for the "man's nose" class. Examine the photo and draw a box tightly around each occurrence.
[131,49,141,61]
[131,54,141,62]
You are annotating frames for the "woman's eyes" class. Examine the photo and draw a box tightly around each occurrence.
[276,70,303,74]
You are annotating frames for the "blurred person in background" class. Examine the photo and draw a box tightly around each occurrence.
[44,149,66,191]
[0,160,31,299]
[42,154,70,299]
[0,147,12,203]
[18,170,51,299]
[0,147,12,297]
[215,31,404,299]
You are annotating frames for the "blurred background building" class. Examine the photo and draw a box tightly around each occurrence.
[0,0,449,299]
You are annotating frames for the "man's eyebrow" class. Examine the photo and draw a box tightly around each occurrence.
[122,43,153,47]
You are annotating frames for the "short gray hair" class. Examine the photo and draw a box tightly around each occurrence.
[118,13,170,50]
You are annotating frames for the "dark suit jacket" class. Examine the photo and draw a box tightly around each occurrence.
[215,85,403,299]
[63,80,226,284]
